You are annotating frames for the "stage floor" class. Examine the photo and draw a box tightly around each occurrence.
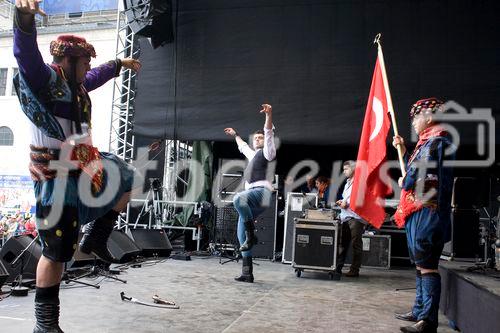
[0,257,455,333]
[440,260,500,294]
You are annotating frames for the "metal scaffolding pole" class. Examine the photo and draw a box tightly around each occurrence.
[109,1,195,230]
[163,140,193,222]
[109,5,139,229]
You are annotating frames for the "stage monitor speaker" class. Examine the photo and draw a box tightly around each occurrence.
[108,231,142,263]
[130,229,172,257]
[69,232,99,268]
[0,260,8,288]
[0,235,41,283]
[443,208,480,259]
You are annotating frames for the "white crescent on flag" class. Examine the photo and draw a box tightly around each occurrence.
[369,96,384,142]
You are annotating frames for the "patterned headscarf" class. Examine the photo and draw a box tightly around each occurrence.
[409,97,444,119]
[50,35,96,58]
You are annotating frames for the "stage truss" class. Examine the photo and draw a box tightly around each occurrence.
[109,4,195,231]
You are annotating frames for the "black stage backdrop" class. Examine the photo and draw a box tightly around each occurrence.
[133,0,500,145]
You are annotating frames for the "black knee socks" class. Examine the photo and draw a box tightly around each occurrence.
[35,283,60,304]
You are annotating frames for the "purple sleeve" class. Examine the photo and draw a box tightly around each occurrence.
[12,13,51,93]
[83,60,121,92]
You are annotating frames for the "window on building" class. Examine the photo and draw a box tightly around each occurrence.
[11,68,19,96]
[0,126,14,146]
[0,68,7,96]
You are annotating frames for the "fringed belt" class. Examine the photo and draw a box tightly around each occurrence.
[29,144,103,193]
[29,145,81,181]
[394,179,438,228]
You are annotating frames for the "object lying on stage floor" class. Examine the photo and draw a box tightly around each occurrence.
[345,234,391,268]
[120,291,179,309]
[282,192,318,264]
[292,217,339,279]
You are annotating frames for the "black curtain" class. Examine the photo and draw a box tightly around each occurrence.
[133,0,500,145]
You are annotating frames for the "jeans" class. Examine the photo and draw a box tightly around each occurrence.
[232,187,272,257]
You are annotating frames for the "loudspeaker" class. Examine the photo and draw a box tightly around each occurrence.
[108,231,141,263]
[68,233,99,268]
[443,208,480,259]
[215,192,279,259]
[0,235,41,283]
[216,158,245,203]
[252,191,278,259]
[452,177,490,208]
[130,229,172,257]
[215,205,239,246]
[0,260,8,288]
[123,0,174,48]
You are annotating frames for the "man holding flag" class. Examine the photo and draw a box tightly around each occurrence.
[393,98,454,333]
[354,34,454,333]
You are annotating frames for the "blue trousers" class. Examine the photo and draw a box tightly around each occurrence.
[406,207,444,326]
[412,270,423,317]
[232,187,272,257]
[405,207,445,269]
[34,152,139,262]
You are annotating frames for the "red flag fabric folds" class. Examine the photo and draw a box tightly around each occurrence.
[350,57,392,228]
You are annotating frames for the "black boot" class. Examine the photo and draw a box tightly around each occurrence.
[400,320,437,333]
[239,220,258,252]
[79,210,119,263]
[33,284,64,333]
[395,311,418,322]
[234,256,254,283]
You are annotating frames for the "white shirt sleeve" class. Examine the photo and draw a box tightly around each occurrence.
[263,126,276,161]
[238,141,256,161]
[343,179,352,206]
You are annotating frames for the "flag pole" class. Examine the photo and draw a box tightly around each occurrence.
[373,33,406,176]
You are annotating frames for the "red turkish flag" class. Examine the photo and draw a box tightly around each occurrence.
[350,56,393,228]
